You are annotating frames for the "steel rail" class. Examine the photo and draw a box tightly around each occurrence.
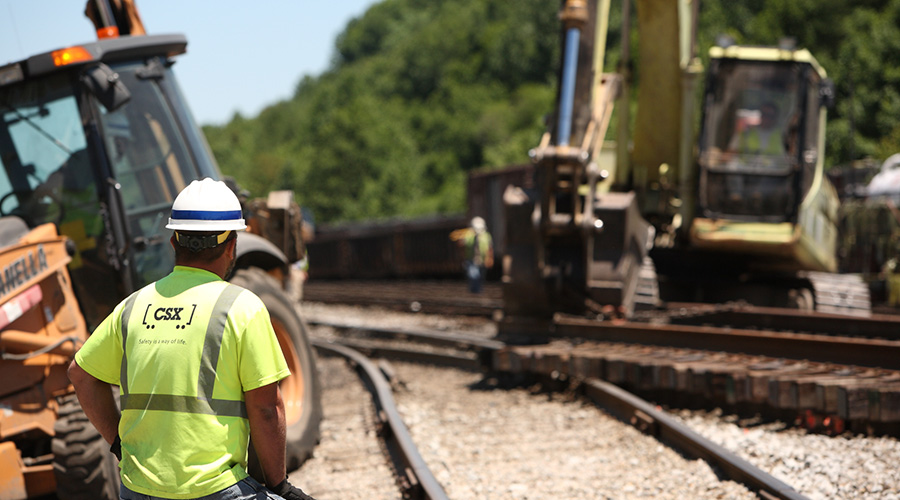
[307,318,505,351]
[303,280,502,316]
[311,340,450,500]
[665,302,900,340]
[582,377,809,500]
[320,336,482,370]
[553,315,900,370]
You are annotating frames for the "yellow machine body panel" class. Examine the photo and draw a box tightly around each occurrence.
[0,222,88,499]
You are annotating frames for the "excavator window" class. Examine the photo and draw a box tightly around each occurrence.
[698,60,807,220]
[801,69,822,195]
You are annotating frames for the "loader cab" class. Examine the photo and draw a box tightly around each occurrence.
[696,45,832,222]
[0,35,221,328]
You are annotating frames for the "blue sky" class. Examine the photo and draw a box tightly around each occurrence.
[0,1,380,125]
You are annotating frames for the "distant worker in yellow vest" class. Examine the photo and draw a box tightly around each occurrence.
[68,178,316,500]
[728,101,785,156]
[452,216,494,293]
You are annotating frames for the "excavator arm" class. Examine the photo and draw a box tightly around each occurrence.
[501,0,659,329]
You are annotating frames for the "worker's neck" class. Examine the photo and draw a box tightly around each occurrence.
[175,258,229,280]
[171,238,236,280]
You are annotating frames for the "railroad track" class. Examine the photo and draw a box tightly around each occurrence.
[304,280,900,334]
[304,278,900,340]
[305,318,811,500]
[303,286,900,435]
[285,355,401,499]
[654,301,900,340]
[307,274,900,431]
[316,341,449,500]
[303,280,502,316]
[290,339,450,500]
[498,312,900,435]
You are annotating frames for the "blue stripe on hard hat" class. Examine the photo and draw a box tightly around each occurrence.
[171,209,243,221]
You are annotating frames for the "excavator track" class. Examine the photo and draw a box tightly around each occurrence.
[804,271,871,317]
[633,257,661,311]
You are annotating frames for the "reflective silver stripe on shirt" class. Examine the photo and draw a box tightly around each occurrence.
[119,291,139,396]
[121,393,247,418]
[197,284,243,402]
[120,283,247,418]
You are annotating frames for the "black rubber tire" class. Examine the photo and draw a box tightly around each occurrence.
[52,395,120,500]
[230,267,322,477]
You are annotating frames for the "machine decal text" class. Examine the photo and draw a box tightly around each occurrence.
[0,245,48,298]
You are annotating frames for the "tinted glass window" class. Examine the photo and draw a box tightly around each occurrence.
[0,73,92,228]
[98,59,204,285]
[698,60,804,219]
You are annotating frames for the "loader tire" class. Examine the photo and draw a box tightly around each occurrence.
[230,267,322,476]
[52,395,120,500]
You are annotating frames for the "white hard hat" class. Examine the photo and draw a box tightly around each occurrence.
[166,178,247,232]
[471,216,486,233]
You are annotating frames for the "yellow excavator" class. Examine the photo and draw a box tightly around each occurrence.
[501,0,869,331]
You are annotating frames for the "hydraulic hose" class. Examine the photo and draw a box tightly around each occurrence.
[557,27,581,146]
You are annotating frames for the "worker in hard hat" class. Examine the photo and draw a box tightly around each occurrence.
[727,101,786,157]
[452,216,494,293]
[67,178,316,500]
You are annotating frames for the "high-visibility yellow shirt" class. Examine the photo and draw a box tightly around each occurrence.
[462,229,492,264]
[738,127,784,155]
[75,266,290,499]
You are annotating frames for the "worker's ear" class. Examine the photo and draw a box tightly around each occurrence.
[170,234,177,249]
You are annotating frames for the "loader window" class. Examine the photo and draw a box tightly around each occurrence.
[98,59,202,286]
[0,77,91,229]
[0,72,123,329]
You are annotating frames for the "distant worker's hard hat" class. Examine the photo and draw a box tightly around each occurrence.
[471,216,486,233]
[166,178,246,232]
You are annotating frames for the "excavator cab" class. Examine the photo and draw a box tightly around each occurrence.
[696,45,833,223]
[688,44,851,299]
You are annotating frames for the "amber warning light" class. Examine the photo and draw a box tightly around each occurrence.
[51,47,94,67]
[97,26,120,39]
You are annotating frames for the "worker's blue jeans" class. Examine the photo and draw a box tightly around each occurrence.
[465,260,484,293]
[120,477,286,500]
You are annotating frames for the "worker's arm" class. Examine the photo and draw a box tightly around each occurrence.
[245,382,287,486]
[67,359,120,445]
[246,383,317,499]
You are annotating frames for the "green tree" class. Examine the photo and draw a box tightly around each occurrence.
[203,0,900,226]
[207,0,557,224]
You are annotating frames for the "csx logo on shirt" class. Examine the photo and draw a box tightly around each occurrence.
[142,303,198,330]
[155,307,185,320]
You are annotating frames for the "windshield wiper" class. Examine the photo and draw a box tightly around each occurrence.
[1,103,72,155]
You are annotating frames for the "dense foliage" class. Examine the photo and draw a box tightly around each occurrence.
[202,0,900,224]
